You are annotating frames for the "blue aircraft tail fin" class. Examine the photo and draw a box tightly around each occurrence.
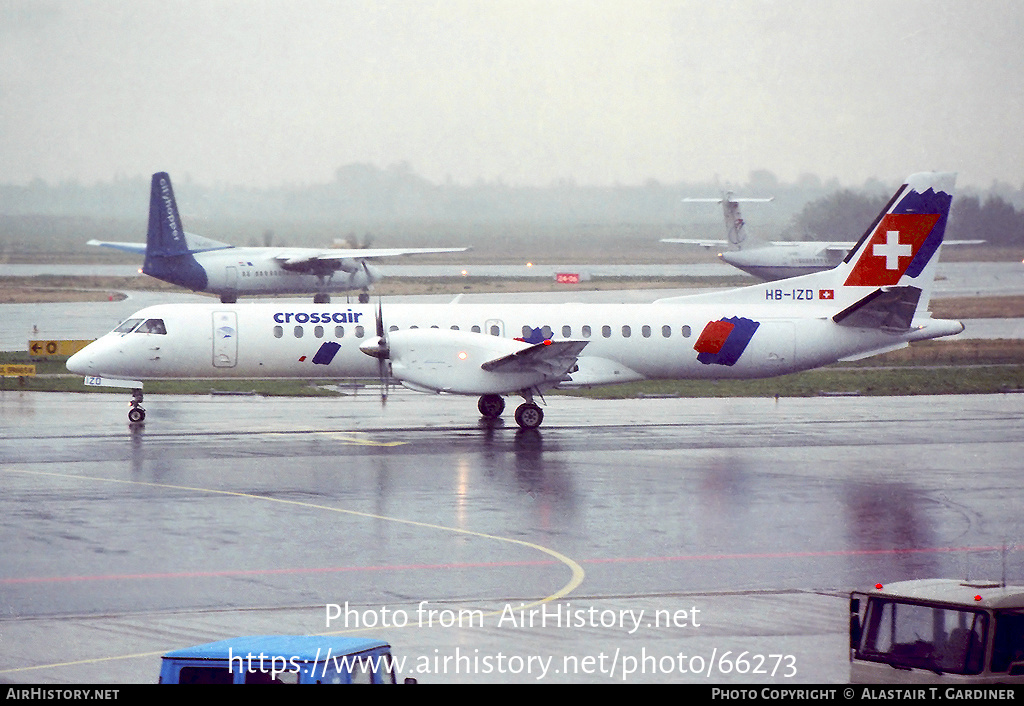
[146,172,188,257]
[142,173,208,291]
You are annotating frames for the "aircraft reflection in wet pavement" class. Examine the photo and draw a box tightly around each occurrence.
[663,188,982,280]
[69,173,964,429]
[89,172,468,304]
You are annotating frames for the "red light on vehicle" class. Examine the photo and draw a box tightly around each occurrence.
[543,339,552,345]
[975,595,982,601]
[875,583,883,590]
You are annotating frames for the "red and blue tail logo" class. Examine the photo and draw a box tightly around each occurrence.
[843,178,953,287]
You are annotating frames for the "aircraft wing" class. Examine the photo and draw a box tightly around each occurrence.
[87,239,148,255]
[273,247,468,268]
[660,238,728,248]
[481,340,589,380]
[88,232,232,254]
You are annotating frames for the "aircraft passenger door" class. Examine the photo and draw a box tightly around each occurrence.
[485,319,504,337]
[213,311,238,368]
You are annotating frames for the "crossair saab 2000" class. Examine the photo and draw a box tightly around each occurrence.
[68,172,964,429]
[88,172,468,303]
[663,188,982,280]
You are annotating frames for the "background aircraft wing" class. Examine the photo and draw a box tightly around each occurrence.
[660,238,729,248]
[273,247,468,268]
[86,239,147,254]
[88,232,232,254]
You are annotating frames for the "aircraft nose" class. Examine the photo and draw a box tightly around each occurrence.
[66,345,96,375]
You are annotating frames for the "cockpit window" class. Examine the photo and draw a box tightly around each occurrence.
[114,318,143,334]
[136,319,167,335]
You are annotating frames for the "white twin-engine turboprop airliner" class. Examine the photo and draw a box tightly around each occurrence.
[68,172,964,429]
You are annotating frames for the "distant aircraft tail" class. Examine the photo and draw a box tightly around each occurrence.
[145,172,189,257]
[142,172,208,290]
[684,192,774,249]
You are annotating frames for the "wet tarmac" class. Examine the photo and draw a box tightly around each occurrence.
[2,389,1023,683]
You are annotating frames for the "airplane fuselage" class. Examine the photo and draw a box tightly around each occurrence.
[144,248,379,298]
[67,299,956,391]
[719,243,845,280]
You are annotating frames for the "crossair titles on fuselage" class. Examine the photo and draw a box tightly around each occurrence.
[272,309,366,325]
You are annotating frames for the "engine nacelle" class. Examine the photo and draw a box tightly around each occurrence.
[381,329,555,394]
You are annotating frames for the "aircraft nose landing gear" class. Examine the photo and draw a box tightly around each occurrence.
[128,388,146,424]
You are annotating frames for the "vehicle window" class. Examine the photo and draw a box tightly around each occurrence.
[621,325,631,338]
[562,325,571,337]
[114,318,143,334]
[858,598,988,675]
[177,666,234,684]
[582,325,591,338]
[274,326,283,338]
[314,325,324,338]
[662,325,672,338]
[641,325,651,338]
[602,325,611,338]
[681,325,691,338]
[992,611,1024,673]
[294,326,303,338]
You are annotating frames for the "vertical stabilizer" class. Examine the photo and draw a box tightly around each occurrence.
[142,173,208,290]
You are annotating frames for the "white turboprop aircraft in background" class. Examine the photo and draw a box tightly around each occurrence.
[69,172,964,429]
[88,172,468,304]
[663,190,982,280]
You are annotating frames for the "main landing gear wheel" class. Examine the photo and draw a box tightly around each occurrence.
[477,394,506,418]
[514,403,543,430]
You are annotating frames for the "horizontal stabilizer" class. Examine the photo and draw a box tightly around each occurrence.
[832,286,921,331]
[481,340,588,378]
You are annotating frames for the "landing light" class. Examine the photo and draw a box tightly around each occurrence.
[458,351,468,360]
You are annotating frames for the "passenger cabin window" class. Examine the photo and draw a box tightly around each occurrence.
[602,325,611,338]
[682,325,691,338]
[562,325,571,337]
[294,326,303,338]
[274,326,283,338]
[662,325,671,338]
[582,325,591,338]
[472,325,481,333]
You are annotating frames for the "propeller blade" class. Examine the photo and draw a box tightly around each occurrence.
[376,300,388,406]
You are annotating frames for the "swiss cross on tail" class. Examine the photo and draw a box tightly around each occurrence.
[842,174,955,288]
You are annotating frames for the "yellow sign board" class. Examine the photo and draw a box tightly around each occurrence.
[1,364,35,377]
[28,340,93,357]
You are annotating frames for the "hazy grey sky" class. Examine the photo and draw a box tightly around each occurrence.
[2,0,1022,189]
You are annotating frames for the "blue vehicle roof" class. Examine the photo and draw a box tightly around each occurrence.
[162,635,390,662]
